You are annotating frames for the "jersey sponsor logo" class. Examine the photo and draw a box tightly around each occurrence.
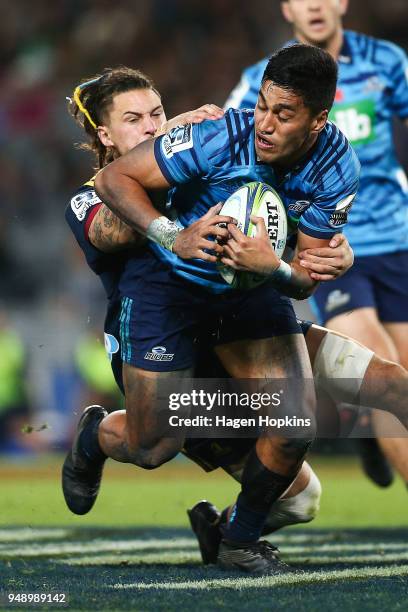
[288,200,311,215]
[329,194,356,228]
[70,190,101,221]
[144,346,174,362]
[325,290,351,313]
[287,201,311,232]
[104,333,120,362]
[162,124,193,159]
[330,99,376,146]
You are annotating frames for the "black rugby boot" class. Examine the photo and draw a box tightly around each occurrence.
[62,405,107,515]
[187,500,222,564]
[217,539,290,574]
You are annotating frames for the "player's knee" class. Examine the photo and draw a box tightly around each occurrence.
[263,470,322,534]
[383,361,406,391]
[279,437,314,461]
[366,359,406,404]
[381,362,408,418]
[127,441,182,470]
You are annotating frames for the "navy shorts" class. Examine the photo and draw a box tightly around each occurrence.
[119,267,301,372]
[104,299,124,394]
[311,251,408,325]
[105,303,311,385]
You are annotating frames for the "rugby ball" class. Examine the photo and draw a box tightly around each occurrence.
[217,182,287,290]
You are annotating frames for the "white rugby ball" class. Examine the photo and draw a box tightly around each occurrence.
[217,182,287,290]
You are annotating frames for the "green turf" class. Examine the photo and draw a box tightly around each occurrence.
[0,455,407,611]
[0,455,406,527]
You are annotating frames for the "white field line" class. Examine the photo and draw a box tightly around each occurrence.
[279,542,408,554]
[1,535,407,559]
[0,530,341,546]
[0,528,69,542]
[60,551,202,565]
[0,537,198,558]
[60,550,408,567]
[270,533,351,544]
[287,551,408,564]
[111,564,408,591]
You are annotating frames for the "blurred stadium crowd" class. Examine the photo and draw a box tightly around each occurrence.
[1,0,408,454]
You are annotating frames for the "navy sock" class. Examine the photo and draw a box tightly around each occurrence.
[239,450,295,514]
[78,416,106,463]
[223,449,295,544]
[223,494,268,543]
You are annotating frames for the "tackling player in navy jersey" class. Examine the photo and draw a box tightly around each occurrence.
[89,45,361,573]
[226,0,408,488]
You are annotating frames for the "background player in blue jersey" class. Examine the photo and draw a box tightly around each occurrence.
[226,0,408,489]
[86,45,361,572]
[64,64,408,571]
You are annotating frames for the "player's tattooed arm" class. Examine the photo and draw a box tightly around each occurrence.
[88,204,145,253]
[95,139,170,235]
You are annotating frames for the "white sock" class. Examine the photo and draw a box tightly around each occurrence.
[263,469,322,533]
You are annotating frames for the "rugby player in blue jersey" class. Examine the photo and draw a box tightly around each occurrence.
[85,45,361,573]
[226,0,408,487]
[64,63,408,572]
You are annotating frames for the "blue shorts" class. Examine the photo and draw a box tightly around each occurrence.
[119,266,301,372]
[311,251,408,325]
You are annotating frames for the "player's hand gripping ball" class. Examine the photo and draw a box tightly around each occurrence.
[217,182,287,289]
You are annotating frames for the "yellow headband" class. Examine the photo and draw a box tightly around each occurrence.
[72,76,103,129]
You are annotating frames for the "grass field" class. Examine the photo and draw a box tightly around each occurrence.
[0,455,407,611]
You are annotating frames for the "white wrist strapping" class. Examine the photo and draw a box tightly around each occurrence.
[270,260,292,283]
[147,216,181,252]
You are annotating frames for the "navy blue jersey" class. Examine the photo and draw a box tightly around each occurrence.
[226,31,408,256]
[135,109,359,293]
[65,177,128,301]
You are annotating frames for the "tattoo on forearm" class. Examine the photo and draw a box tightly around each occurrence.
[103,207,115,228]
[89,204,142,252]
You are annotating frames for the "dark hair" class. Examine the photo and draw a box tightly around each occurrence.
[69,66,160,169]
[261,44,338,115]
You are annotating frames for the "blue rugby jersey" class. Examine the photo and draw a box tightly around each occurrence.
[225,31,408,257]
[142,108,359,293]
